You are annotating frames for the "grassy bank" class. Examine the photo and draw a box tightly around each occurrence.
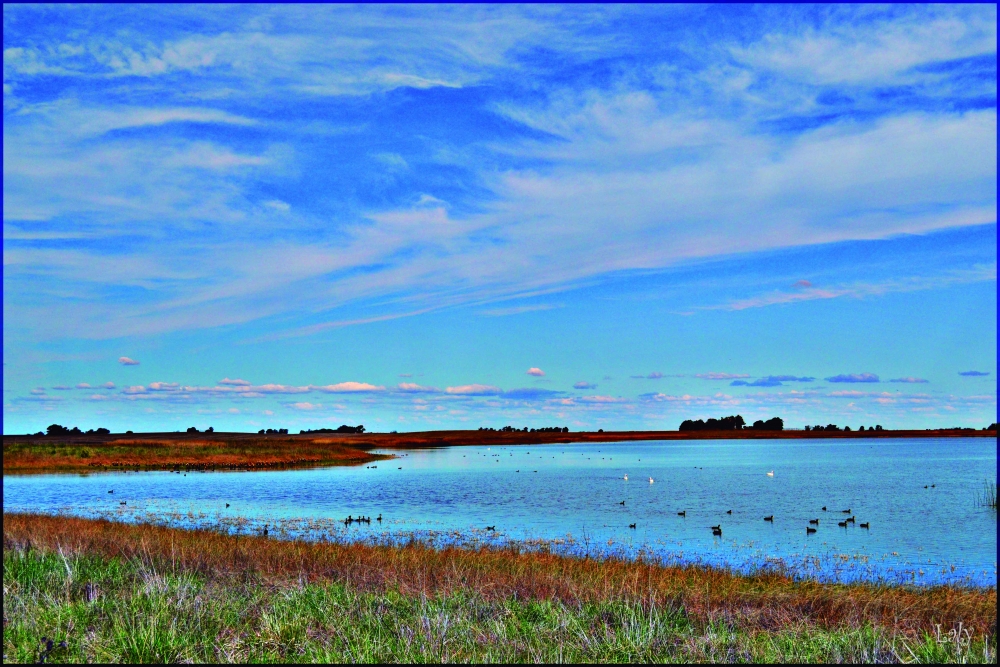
[4,427,995,474]
[1,436,389,474]
[3,514,996,663]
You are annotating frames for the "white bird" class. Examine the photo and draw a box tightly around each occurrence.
[623,474,628,481]
[766,470,774,477]
[649,477,654,484]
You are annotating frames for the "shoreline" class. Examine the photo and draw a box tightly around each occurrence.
[4,428,995,475]
[2,512,995,663]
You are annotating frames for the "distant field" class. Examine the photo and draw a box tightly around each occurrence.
[3,513,996,663]
[3,428,994,474]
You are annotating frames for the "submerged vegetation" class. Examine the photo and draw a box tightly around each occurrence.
[2,513,996,663]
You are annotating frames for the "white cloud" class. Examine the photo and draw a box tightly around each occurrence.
[312,382,384,393]
[218,378,251,386]
[118,356,140,366]
[526,367,545,377]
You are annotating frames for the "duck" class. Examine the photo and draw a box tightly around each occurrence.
[821,506,827,511]
[628,523,636,529]
[838,520,848,527]
[710,524,721,530]
[377,514,383,522]
[845,516,855,523]
[763,515,774,522]
[225,503,230,508]
[841,508,852,513]
[677,510,686,517]
[726,510,732,515]
[619,500,626,506]
[808,518,819,525]
[712,527,722,536]
[860,522,869,529]
[263,525,268,536]
[806,527,817,534]
[486,525,495,531]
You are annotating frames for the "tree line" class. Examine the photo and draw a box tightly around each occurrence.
[299,425,365,434]
[678,415,784,432]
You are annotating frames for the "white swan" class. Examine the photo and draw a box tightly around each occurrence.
[766,470,774,477]
[623,474,628,481]
[649,477,654,484]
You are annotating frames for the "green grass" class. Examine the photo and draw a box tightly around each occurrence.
[4,548,995,664]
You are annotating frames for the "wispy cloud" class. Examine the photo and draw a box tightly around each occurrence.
[631,372,665,379]
[573,381,597,389]
[695,373,749,380]
[959,370,990,377]
[890,377,929,383]
[480,304,559,317]
[713,265,997,312]
[446,384,503,396]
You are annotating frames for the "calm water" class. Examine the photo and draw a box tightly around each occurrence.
[4,438,996,586]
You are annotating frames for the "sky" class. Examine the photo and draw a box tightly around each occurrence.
[3,4,997,434]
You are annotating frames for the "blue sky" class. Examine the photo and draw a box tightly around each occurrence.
[3,4,996,434]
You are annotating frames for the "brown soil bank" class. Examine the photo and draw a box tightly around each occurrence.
[3,427,994,474]
[3,513,995,640]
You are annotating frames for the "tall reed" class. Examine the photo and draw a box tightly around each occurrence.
[976,480,997,509]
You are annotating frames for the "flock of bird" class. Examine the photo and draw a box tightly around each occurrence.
[612,470,872,537]
[102,457,891,541]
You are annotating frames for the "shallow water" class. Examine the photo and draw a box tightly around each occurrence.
[4,437,996,586]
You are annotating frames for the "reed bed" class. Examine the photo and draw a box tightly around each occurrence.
[976,480,997,509]
[3,513,995,664]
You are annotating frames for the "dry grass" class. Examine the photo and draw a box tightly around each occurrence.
[2,436,385,473]
[4,513,995,640]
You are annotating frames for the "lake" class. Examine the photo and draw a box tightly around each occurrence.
[4,437,996,586]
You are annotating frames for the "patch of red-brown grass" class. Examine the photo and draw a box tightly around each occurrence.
[4,513,994,639]
[2,436,384,473]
